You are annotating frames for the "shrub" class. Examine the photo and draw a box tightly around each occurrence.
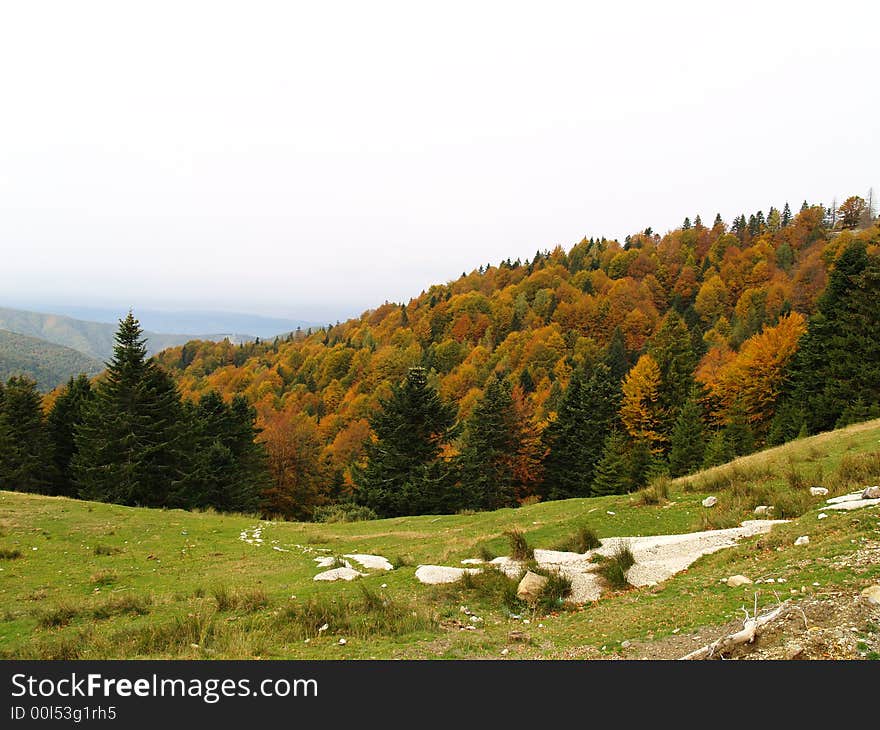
[637,475,670,505]
[92,594,152,620]
[772,490,813,519]
[392,555,413,568]
[93,544,121,556]
[89,569,118,586]
[212,585,269,612]
[311,504,379,523]
[0,548,22,560]
[504,529,534,561]
[477,545,496,562]
[519,495,541,507]
[37,603,81,629]
[554,525,601,553]
[536,572,573,612]
[836,451,880,487]
[597,543,635,590]
[440,567,521,611]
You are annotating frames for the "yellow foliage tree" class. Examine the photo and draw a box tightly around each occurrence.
[620,354,666,451]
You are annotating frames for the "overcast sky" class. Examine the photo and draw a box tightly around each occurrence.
[0,1,877,322]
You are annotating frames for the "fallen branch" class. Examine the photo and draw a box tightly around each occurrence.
[679,600,791,660]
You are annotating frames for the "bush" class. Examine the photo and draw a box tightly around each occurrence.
[37,603,81,629]
[536,572,573,612]
[554,525,601,553]
[0,548,22,560]
[92,594,152,620]
[504,529,534,561]
[440,567,521,611]
[597,543,635,590]
[212,585,270,613]
[311,504,379,523]
[89,569,118,586]
[519,495,541,507]
[93,544,121,556]
[772,490,813,519]
[477,545,497,562]
[835,451,880,487]
[637,475,670,505]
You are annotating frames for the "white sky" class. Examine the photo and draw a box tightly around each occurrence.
[1,0,877,322]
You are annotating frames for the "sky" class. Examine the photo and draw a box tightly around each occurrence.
[0,0,877,323]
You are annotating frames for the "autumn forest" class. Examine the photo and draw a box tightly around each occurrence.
[2,195,879,521]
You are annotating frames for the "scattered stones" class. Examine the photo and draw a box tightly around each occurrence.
[726,575,753,587]
[809,486,829,496]
[702,496,717,508]
[861,585,880,605]
[794,536,810,546]
[516,571,549,602]
[414,565,481,585]
[313,567,366,582]
[862,486,880,500]
[754,505,772,516]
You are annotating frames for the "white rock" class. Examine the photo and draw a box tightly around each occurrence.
[861,585,880,605]
[314,556,351,569]
[414,565,481,585]
[460,558,483,565]
[318,623,329,633]
[338,638,347,645]
[794,536,810,546]
[501,648,509,656]
[809,487,829,496]
[818,513,828,520]
[607,511,616,515]
[726,575,753,587]
[861,486,880,500]
[702,496,718,508]
[344,554,393,571]
[754,505,772,516]
[516,571,549,602]
[313,567,366,582]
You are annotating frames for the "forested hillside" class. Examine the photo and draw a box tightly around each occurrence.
[0,330,102,391]
[148,197,880,517]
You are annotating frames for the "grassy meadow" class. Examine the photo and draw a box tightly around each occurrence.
[1,419,879,659]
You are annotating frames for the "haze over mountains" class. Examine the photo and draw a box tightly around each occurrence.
[0,330,103,391]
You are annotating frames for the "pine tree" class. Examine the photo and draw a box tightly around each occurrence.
[0,376,55,493]
[73,312,188,507]
[667,395,706,477]
[591,431,630,496]
[682,217,691,230]
[647,311,696,441]
[782,202,792,227]
[354,367,457,517]
[541,363,620,499]
[457,374,536,510]
[46,374,93,497]
[603,326,631,383]
[702,431,731,468]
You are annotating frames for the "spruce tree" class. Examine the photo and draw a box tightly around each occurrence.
[591,431,630,496]
[73,312,188,507]
[667,395,706,477]
[354,367,457,517]
[458,374,531,511]
[647,311,696,442]
[603,326,631,383]
[46,374,93,497]
[0,376,55,493]
[782,202,792,227]
[541,363,620,499]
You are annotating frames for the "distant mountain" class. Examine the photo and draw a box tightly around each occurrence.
[0,307,256,362]
[12,306,319,340]
[0,330,103,391]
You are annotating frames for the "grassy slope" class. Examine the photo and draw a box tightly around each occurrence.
[0,329,103,391]
[1,420,879,659]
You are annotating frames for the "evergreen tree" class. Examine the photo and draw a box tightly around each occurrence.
[457,374,534,510]
[591,431,630,496]
[73,312,188,507]
[46,374,93,497]
[667,395,706,477]
[682,217,691,230]
[541,363,620,499]
[782,202,792,227]
[353,367,457,517]
[784,242,880,433]
[647,311,696,441]
[702,431,731,468]
[722,400,754,457]
[0,376,55,493]
[603,326,631,383]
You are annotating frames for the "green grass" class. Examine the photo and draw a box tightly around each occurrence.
[1,418,879,659]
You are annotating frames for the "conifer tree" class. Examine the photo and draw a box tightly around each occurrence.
[46,374,93,497]
[457,374,536,510]
[354,367,457,517]
[782,202,792,227]
[646,311,696,441]
[603,326,631,383]
[667,394,706,477]
[0,376,55,493]
[541,363,620,499]
[73,312,188,507]
[591,431,630,496]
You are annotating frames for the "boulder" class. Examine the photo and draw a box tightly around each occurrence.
[702,496,718,508]
[313,567,366,582]
[344,553,393,571]
[809,486,829,496]
[516,571,549,602]
[754,505,772,516]
[726,575,753,587]
[861,486,880,500]
[414,565,480,585]
[794,536,810,546]
[861,585,880,605]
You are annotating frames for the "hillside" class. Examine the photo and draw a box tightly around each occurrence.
[1,418,877,660]
[0,329,103,391]
[0,306,256,361]
[153,205,880,513]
